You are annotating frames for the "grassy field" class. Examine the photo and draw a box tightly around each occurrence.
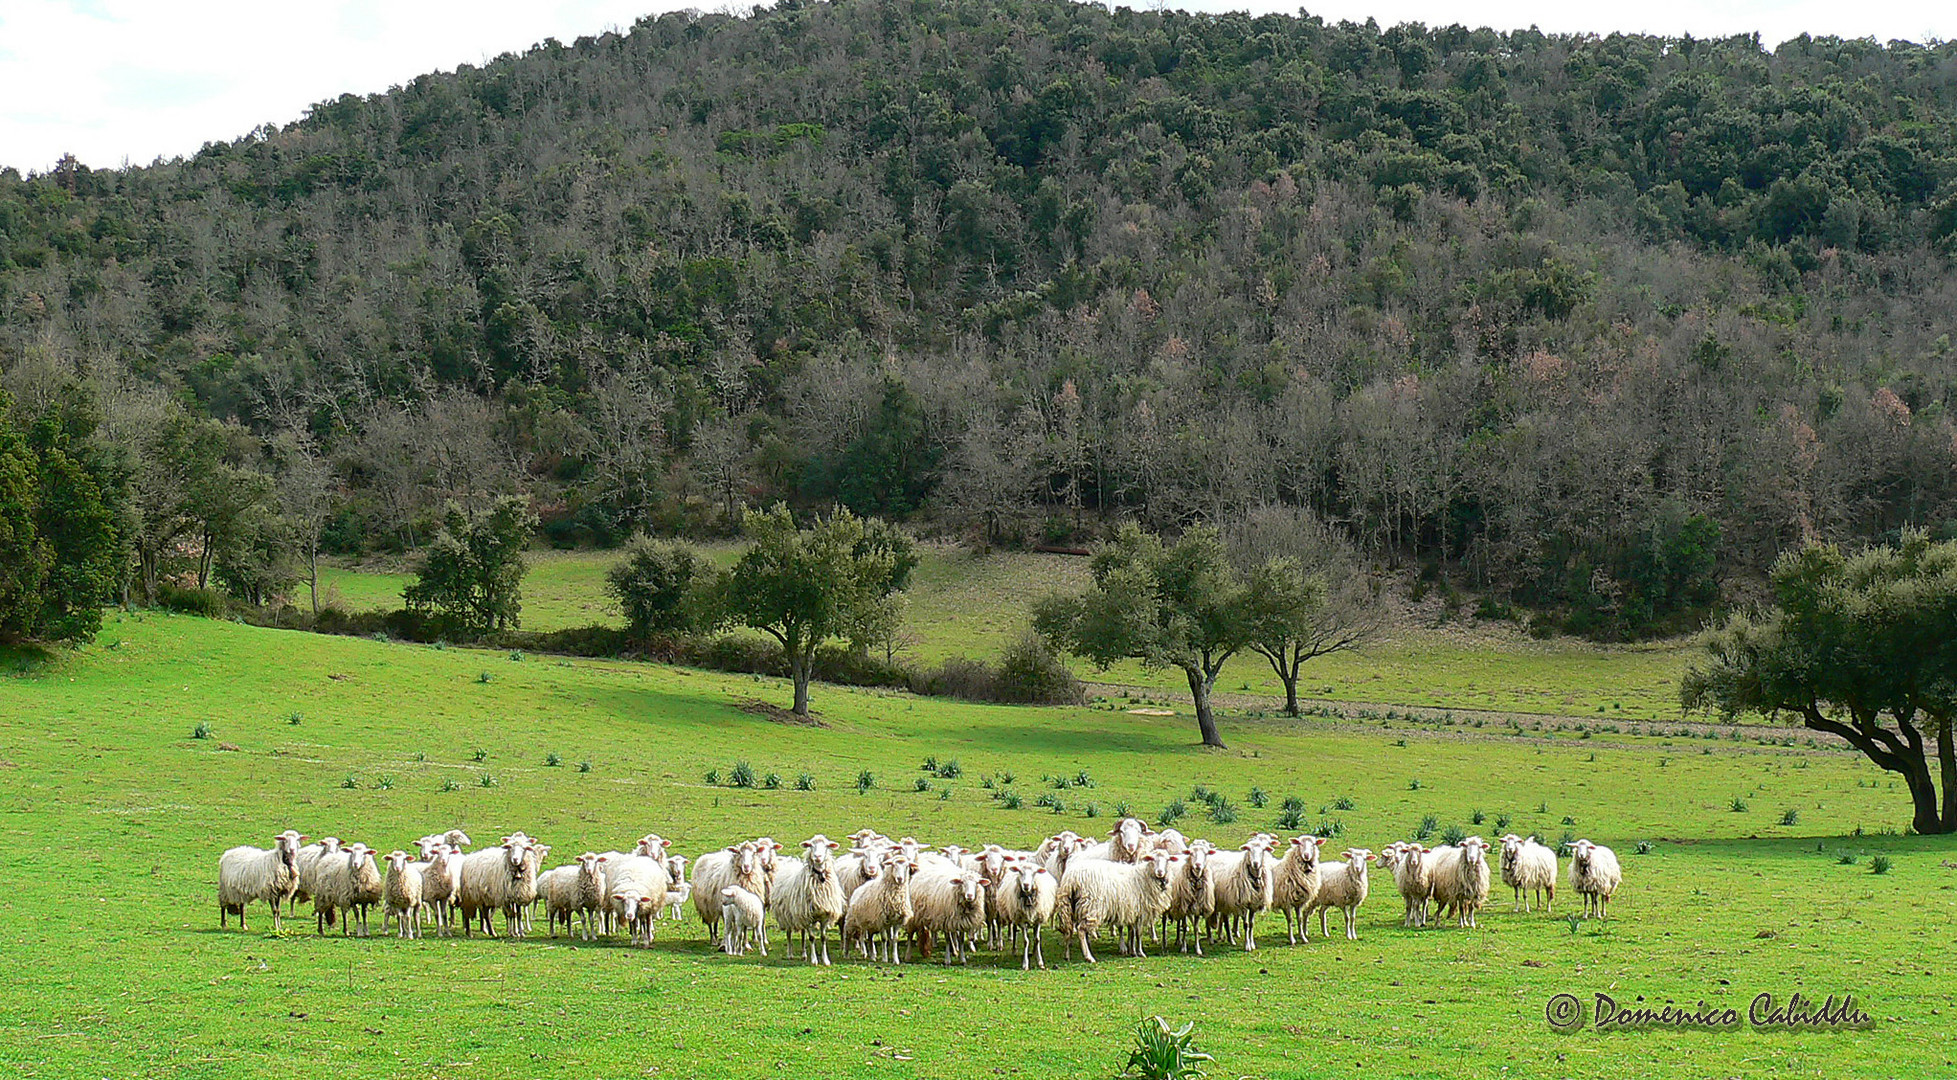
[318,546,1700,721]
[2,613,1949,1079]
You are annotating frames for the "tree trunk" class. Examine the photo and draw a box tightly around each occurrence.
[1940,715,1956,833]
[792,653,812,717]
[1185,667,1226,749]
[1283,675,1299,717]
[307,543,320,617]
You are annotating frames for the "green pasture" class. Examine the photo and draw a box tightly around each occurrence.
[317,546,1698,720]
[0,614,1949,1078]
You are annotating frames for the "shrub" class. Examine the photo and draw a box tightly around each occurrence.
[1561,815,1577,826]
[477,671,493,684]
[1073,769,1093,788]
[937,759,963,779]
[1441,824,1467,845]
[1495,813,1512,830]
[1000,791,1024,810]
[1247,787,1268,808]
[341,775,359,789]
[1160,798,1188,826]
[508,649,524,662]
[856,769,875,793]
[607,539,719,637]
[1121,1016,1212,1080]
[1282,795,1306,813]
[1276,806,1304,830]
[1635,840,1653,855]
[1002,770,1016,785]
[730,760,756,788]
[922,755,940,772]
[1191,784,1217,805]
[992,633,1086,705]
[1407,779,1422,791]
[157,584,228,618]
[1836,850,1858,865]
[1113,800,1132,817]
[1413,815,1437,841]
[1870,854,1892,874]
[192,721,213,740]
[980,774,996,790]
[286,712,302,725]
[1050,775,1071,790]
[1333,795,1356,811]
[1083,802,1100,818]
[795,772,815,791]
[377,775,395,790]
[1313,818,1346,839]
[1730,797,1749,812]
[939,788,952,801]
[440,778,460,792]
[764,772,782,789]
[1209,799,1238,825]
[1536,801,1550,814]
[577,760,593,773]
[1780,808,1800,826]
[545,752,562,767]
[1471,809,1486,825]
[914,777,932,793]
[705,768,721,785]
[1556,829,1576,852]
[479,773,496,787]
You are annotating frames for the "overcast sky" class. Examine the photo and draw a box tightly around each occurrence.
[1,0,1948,174]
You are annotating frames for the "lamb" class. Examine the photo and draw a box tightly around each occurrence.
[1500,834,1558,912]
[691,841,766,945]
[1568,839,1622,918]
[603,853,672,947]
[291,836,343,915]
[382,851,425,939]
[995,859,1057,969]
[1161,840,1216,955]
[662,855,690,921]
[456,837,531,938]
[1302,848,1374,940]
[541,852,606,940]
[217,830,304,931]
[771,835,846,965]
[1428,836,1491,928]
[1270,835,1325,944]
[1207,839,1275,950]
[906,863,990,964]
[721,885,767,956]
[1056,849,1177,962]
[842,852,916,963]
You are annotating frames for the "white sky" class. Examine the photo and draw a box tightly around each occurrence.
[1,0,1949,174]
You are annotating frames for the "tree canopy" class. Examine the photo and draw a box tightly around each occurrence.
[403,497,538,636]
[1683,532,1957,834]
[719,503,916,715]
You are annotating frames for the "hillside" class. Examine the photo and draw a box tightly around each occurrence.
[3,0,1956,638]
[0,614,1945,1078]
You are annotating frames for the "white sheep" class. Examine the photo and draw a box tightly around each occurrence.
[1036,830,1092,879]
[508,842,548,938]
[541,852,606,940]
[1161,840,1216,955]
[315,842,384,937]
[1055,849,1178,962]
[1207,838,1275,950]
[418,844,462,937]
[995,858,1057,969]
[217,830,304,931]
[456,837,531,938]
[1500,834,1558,912]
[1303,848,1374,940]
[692,841,766,945]
[382,851,425,939]
[604,853,672,947]
[721,885,767,956]
[1076,817,1152,864]
[1429,837,1491,928]
[1382,842,1434,927]
[662,854,690,921]
[1271,835,1325,944]
[842,852,916,963]
[771,836,846,965]
[906,863,990,964]
[1568,839,1622,918]
[292,836,343,916]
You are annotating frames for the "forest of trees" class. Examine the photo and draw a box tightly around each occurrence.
[3,0,1957,642]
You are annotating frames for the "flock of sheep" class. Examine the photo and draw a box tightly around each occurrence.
[217,818,1625,966]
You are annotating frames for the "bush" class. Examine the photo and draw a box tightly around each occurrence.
[192,721,213,740]
[1495,813,1512,830]
[705,768,721,785]
[1122,1016,1211,1080]
[1441,824,1467,845]
[914,777,932,793]
[795,772,815,791]
[577,760,593,773]
[341,775,359,789]
[992,634,1085,705]
[1000,791,1024,810]
[764,771,782,789]
[157,584,228,618]
[937,758,963,779]
[1870,854,1892,874]
[1333,795,1356,811]
[545,752,561,767]
[1247,787,1268,808]
[1414,815,1438,841]
[440,778,460,792]
[1780,808,1800,826]
[1209,799,1238,825]
[1160,798,1188,826]
[479,773,496,788]
[856,769,875,793]
[730,760,756,788]
[1471,808,1486,825]
[1276,806,1304,830]
[607,539,718,637]
[1281,795,1305,813]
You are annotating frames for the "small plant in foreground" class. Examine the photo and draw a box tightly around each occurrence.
[1414,814,1438,841]
[376,775,394,790]
[1283,795,1307,813]
[1730,797,1749,813]
[939,789,952,801]
[577,760,593,773]
[795,772,815,791]
[1635,840,1653,855]
[1122,1016,1212,1080]
[440,778,460,792]
[764,772,781,789]
[1441,824,1467,845]
[192,722,213,740]
[341,775,358,789]
[1160,798,1187,826]
[286,712,302,725]
[915,777,932,793]
[1209,798,1238,824]
[508,650,524,662]
[1000,791,1024,810]
[471,748,488,763]
[1407,778,1422,791]
[1870,853,1892,874]
[1247,786,1268,808]
[1113,800,1133,817]
[1083,802,1100,817]
[1835,849,1858,865]
[1276,806,1304,830]
[479,773,496,787]
[1495,813,1512,830]
[1779,808,1799,826]
[1471,808,1486,825]
[1566,913,1583,934]
[704,768,721,785]
[545,752,562,767]
[856,769,876,793]
[477,671,493,684]
[730,760,756,788]
[938,759,963,779]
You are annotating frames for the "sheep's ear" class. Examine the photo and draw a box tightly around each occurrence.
[827,841,840,850]
[977,878,990,887]
[1034,867,1048,875]
[802,839,814,848]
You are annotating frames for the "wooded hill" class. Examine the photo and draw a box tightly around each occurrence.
[3,0,1956,638]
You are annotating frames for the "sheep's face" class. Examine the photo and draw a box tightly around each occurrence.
[732,843,759,878]
[577,853,602,876]
[950,875,984,906]
[1112,817,1146,856]
[1141,851,1174,886]
[617,894,640,923]
[978,846,1010,880]
[1184,844,1210,882]
[385,851,410,873]
[940,845,968,863]
[1460,837,1488,867]
[319,837,343,854]
[500,843,525,876]
[1342,849,1374,879]
[1240,844,1271,888]
[1571,840,1594,870]
[883,857,915,885]
[666,855,687,882]
[755,838,782,873]
[1012,863,1047,899]
[275,832,304,866]
[1293,836,1323,868]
